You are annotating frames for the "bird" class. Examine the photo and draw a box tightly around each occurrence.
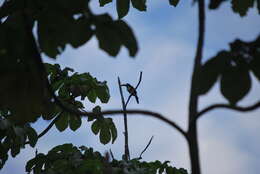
[121,83,139,104]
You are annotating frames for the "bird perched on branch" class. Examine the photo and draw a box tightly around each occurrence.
[122,83,139,104]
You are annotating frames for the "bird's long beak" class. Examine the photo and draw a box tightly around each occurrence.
[121,84,127,86]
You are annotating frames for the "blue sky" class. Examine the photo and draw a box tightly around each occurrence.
[1,0,260,174]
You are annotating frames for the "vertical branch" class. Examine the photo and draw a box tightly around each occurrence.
[118,77,130,160]
[187,0,205,174]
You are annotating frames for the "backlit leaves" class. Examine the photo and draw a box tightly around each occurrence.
[117,0,130,19]
[95,14,138,57]
[26,144,188,174]
[221,65,251,105]
[169,0,180,7]
[209,0,260,16]
[198,36,260,105]
[90,107,117,145]
[197,51,229,95]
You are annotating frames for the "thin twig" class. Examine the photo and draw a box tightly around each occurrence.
[138,136,154,159]
[25,114,62,145]
[125,71,143,106]
[109,149,115,161]
[118,77,130,160]
[196,101,260,120]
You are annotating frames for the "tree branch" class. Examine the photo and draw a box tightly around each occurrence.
[196,101,260,120]
[187,0,205,173]
[118,77,130,160]
[25,114,61,145]
[138,135,154,160]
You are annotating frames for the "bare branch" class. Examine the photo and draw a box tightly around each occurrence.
[138,136,154,160]
[25,114,61,145]
[125,71,143,106]
[118,77,130,160]
[196,101,260,120]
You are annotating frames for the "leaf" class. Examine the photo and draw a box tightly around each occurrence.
[220,65,251,105]
[69,116,82,131]
[258,0,260,14]
[99,125,111,145]
[117,0,130,18]
[10,145,20,157]
[197,51,229,95]
[96,84,110,103]
[209,0,227,9]
[26,127,38,147]
[169,0,180,7]
[99,0,112,6]
[91,120,101,135]
[95,16,122,56]
[87,90,97,103]
[109,120,117,143]
[131,0,146,11]
[231,0,254,16]
[250,56,260,81]
[55,113,69,132]
[114,20,138,57]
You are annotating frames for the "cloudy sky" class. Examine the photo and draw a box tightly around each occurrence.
[1,0,260,174]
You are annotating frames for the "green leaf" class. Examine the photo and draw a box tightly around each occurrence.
[69,116,82,131]
[197,51,229,95]
[99,125,111,145]
[87,90,97,103]
[99,0,113,6]
[169,0,180,7]
[26,127,38,147]
[96,84,110,103]
[231,0,254,16]
[117,0,130,18]
[131,0,146,11]
[109,120,117,144]
[55,114,69,132]
[91,120,101,135]
[220,65,251,105]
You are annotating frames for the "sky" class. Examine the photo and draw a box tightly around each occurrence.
[1,0,260,174]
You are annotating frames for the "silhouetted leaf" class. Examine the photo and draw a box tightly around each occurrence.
[197,51,229,95]
[258,0,260,14]
[220,65,251,105]
[169,0,180,7]
[250,56,260,81]
[99,0,112,6]
[95,15,121,56]
[26,127,38,148]
[131,0,146,11]
[117,0,130,18]
[91,120,101,135]
[55,114,69,132]
[99,125,111,145]
[69,116,82,131]
[114,20,138,57]
[108,119,117,143]
[209,0,227,9]
[231,0,254,16]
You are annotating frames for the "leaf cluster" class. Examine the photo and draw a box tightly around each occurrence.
[0,110,38,169]
[26,143,188,174]
[209,0,260,16]
[197,36,260,105]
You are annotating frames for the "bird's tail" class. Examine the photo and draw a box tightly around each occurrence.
[135,95,139,104]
